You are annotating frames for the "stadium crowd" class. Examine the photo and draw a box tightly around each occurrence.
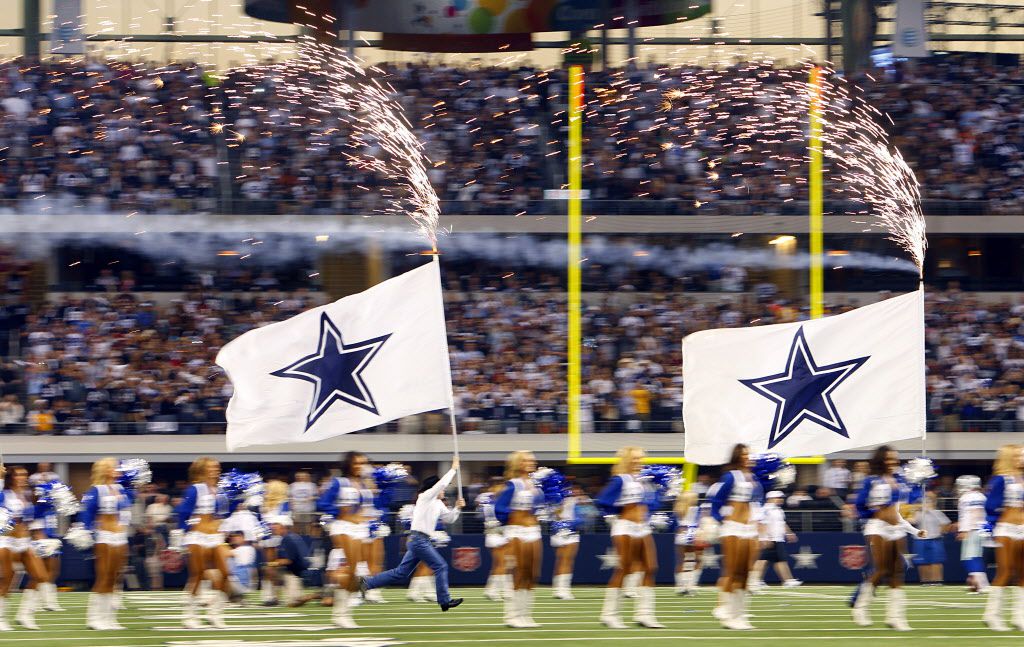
[0,55,1020,214]
[0,284,1014,435]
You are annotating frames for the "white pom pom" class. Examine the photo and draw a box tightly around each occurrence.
[697,517,720,544]
[904,457,935,485]
[168,529,185,552]
[65,523,95,550]
[649,512,670,531]
[32,538,62,558]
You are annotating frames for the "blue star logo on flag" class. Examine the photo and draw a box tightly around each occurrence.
[740,327,868,450]
[271,313,391,431]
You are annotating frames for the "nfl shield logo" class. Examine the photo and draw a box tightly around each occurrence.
[452,546,481,572]
[839,545,868,571]
[160,548,185,574]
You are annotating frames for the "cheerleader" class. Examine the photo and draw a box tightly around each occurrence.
[362,467,392,605]
[673,490,705,595]
[595,446,664,630]
[551,487,581,600]
[478,480,511,601]
[0,465,55,631]
[852,446,925,631]
[316,451,374,629]
[955,475,988,593]
[259,480,291,606]
[77,458,138,630]
[707,444,764,630]
[983,444,1024,631]
[175,456,234,629]
[495,450,544,628]
[29,478,65,612]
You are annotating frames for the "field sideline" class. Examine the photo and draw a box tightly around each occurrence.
[0,585,1020,647]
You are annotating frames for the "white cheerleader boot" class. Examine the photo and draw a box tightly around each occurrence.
[501,574,514,600]
[633,587,665,628]
[504,590,525,628]
[674,571,686,594]
[206,591,227,629]
[103,594,125,630]
[260,579,276,605]
[519,590,540,628]
[483,575,500,601]
[112,590,124,610]
[851,582,874,627]
[86,593,104,630]
[41,583,63,612]
[365,588,385,603]
[722,590,752,630]
[332,590,360,629]
[622,572,641,598]
[15,589,40,630]
[425,576,438,603]
[0,598,10,631]
[600,587,627,629]
[1012,587,1024,631]
[985,586,1010,632]
[552,574,574,600]
[406,576,426,602]
[885,588,911,632]
[182,593,204,629]
[713,590,728,620]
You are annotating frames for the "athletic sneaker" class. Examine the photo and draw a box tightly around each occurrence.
[783,579,803,588]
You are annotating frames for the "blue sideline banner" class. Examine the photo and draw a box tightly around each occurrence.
[56,532,981,588]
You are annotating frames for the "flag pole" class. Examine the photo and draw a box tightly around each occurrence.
[432,252,463,498]
[919,276,927,457]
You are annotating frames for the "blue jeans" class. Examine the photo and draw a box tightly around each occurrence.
[364,532,450,605]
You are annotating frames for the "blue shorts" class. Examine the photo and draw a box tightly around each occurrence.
[913,538,945,565]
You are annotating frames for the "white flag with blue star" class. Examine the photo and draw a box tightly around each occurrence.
[217,261,452,450]
[683,289,925,464]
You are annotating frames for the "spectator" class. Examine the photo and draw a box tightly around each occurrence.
[145,494,173,530]
[289,471,318,533]
[822,459,851,498]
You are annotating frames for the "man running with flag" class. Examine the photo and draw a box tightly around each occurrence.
[359,457,465,612]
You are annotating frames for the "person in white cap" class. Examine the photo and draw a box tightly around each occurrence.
[265,516,317,607]
[749,490,802,591]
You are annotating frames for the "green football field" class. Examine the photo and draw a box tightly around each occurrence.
[1,585,1021,647]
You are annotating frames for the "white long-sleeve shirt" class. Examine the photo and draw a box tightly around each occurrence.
[411,468,460,534]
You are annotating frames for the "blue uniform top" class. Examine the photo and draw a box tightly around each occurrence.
[855,473,912,520]
[596,474,661,517]
[175,483,233,530]
[0,485,36,525]
[79,483,134,531]
[708,470,765,523]
[494,478,544,524]
[316,477,374,517]
[985,475,1024,526]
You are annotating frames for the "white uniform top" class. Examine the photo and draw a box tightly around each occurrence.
[410,468,460,534]
[558,497,577,522]
[958,491,987,533]
[614,474,645,507]
[1005,478,1024,508]
[761,502,787,542]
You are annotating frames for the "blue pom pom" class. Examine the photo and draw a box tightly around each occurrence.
[751,453,796,489]
[640,465,682,495]
[373,463,408,489]
[532,468,571,507]
[218,469,265,502]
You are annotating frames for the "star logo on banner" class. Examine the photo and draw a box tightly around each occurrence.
[700,548,721,569]
[271,313,391,431]
[792,546,821,569]
[597,548,620,570]
[740,327,868,450]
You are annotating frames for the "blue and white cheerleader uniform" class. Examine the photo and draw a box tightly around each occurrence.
[958,489,987,564]
[986,475,1024,541]
[477,492,508,550]
[317,476,374,542]
[708,470,764,539]
[596,473,658,538]
[855,474,918,541]
[175,483,233,548]
[550,497,581,548]
[495,478,544,543]
[257,501,291,548]
[0,485,36,553]
[80,483,133,546]
[675,503,702,547]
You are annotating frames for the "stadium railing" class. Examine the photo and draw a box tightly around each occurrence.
[0,418,1016,436]
[0,197,1004,216]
